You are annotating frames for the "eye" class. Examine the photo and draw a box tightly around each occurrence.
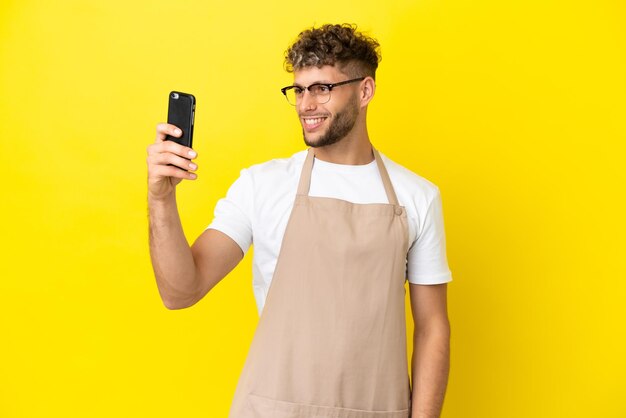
[311,85,330,94]
[293,86,304,95]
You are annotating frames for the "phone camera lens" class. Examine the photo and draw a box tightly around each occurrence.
[171,93,179,99]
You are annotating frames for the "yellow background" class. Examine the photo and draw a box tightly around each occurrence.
[1,0,624,417]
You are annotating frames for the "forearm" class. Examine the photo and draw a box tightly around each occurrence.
[410,323,450,418]
[148,192,199,309]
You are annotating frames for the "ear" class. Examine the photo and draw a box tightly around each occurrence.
[359,76,376,108]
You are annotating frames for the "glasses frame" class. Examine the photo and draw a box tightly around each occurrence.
[280,77,366,106]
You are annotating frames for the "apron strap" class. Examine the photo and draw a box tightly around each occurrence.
[373,148,400,206]
[296,148,315,196]
[297,147,400,206]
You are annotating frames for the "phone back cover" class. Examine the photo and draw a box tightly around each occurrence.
[166,91,195,147]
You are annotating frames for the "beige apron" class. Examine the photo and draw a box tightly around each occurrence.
[228,146,412,418]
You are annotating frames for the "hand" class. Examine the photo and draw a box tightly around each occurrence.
[147,123,198,201]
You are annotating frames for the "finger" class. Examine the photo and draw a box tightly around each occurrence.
[150,152,198,171]
[147,141,174,157]
[160,140,198,160]
[147,138,197,159]
[155,123,183,143]
[153,164,197,180]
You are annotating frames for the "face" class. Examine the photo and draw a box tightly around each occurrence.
[293,65,361,148]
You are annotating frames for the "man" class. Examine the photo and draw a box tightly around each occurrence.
[147,24,452,418]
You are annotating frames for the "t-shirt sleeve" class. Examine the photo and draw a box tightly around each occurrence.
[406,187,453,285]
[205,168,254,256]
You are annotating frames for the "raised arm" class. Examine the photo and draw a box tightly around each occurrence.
[147,123,243,310]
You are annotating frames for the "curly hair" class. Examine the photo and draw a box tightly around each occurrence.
[284,24,381,79]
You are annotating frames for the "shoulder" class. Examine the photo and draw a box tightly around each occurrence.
[236,150,307,199]
[378,151,441,204]
[244,149,307,179]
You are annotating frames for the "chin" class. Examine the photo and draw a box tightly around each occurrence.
[302,132,322,147]
[301,127,345,148]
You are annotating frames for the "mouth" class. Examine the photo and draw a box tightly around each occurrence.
[301,116,328,132]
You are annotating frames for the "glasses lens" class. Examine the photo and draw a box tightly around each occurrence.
[283,85,331,105]
[284,88,297,105]
[310,85,330,104]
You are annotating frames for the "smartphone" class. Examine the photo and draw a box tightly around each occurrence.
[165,91,196,148]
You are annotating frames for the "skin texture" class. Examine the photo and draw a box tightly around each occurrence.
[409,283,450,418]
[300,89,360,148]
[146,124,243,309]
[293,66,375,165]
[147,64,450,418]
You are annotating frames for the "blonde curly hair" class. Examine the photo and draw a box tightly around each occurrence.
[284,23,382,80]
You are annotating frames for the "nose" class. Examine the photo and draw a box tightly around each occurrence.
[298,89,317,112]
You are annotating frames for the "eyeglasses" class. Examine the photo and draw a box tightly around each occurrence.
[280,77,365,106]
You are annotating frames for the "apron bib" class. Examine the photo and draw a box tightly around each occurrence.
[229,147,411,418]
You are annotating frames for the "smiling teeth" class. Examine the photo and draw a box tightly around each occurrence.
[304,118,324,125]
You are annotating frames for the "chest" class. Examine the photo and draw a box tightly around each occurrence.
[251,167,417,259]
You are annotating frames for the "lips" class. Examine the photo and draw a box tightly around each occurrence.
[301,116,328,131]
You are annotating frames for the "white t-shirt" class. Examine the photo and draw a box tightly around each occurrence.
[207,149,453,315]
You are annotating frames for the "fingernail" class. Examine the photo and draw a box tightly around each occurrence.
[188,150,197,157]
[189,163,197,170]
[190,173,197,179]
[175,128,182,135]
